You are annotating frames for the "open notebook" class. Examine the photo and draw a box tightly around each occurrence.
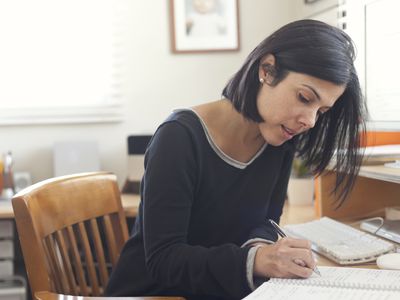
[243,266,400,300]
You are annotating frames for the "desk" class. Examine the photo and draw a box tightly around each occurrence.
[0,194,141,219]
[317,164,400,220]
[35,291,184,300]
[120,194,141,218]
[0,200,14,219]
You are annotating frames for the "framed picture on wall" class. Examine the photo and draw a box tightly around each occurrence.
[170,0,240,53]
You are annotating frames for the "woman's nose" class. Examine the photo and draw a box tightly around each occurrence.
[298,109,318,129]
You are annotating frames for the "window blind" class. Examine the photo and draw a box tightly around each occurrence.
[0,0,125,125]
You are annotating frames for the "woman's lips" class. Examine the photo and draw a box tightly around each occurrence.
[281,125,296,139]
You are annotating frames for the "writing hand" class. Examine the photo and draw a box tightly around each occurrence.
[253,237,317,279]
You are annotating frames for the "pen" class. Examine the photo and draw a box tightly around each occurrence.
[268,219,321,277]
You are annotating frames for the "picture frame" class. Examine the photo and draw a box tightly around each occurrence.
[169,0,240,53]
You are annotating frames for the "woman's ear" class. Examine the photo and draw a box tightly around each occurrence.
[259,54,276,85]
[260,54,276,67]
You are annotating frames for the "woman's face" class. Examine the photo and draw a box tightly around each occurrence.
[256,64,345,146]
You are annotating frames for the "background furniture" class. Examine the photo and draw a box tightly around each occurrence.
[122,135,152,194]
[315,166,400,219]
[315,131,400,219]
[12,172,129,297]
[0,219,14,277]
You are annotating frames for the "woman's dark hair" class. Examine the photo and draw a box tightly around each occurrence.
[222,19,367,206]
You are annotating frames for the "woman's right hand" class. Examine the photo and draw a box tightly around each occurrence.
[253,237,316,279]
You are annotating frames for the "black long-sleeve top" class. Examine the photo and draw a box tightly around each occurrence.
[106,110,295,300]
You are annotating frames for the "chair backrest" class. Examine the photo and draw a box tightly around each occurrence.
[12,172,129,297]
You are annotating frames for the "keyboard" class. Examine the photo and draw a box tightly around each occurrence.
[284,217,396,265]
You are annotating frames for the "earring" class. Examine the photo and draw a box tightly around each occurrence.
[259,78,264,84]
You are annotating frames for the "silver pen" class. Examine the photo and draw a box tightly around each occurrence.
[268,219,321,276]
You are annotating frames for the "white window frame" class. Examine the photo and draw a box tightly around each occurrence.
[0,0,125,125]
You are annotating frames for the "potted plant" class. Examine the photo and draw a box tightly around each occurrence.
[287,156,314,206]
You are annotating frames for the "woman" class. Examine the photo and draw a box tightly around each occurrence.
[106,20,366,300]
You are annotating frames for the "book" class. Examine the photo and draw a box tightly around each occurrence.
[332,145,400,166]
[243,266,400,299]
[360,145,400,165]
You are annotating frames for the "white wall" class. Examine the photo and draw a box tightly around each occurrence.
[0,1,294,187]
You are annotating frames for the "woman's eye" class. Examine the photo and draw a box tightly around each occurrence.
[298,93,310,103]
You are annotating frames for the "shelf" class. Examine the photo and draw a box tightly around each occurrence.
[359,165,400,184]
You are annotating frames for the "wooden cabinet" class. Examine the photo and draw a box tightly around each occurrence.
[315,165,400,220]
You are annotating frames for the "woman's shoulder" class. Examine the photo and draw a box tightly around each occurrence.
[151,109,205,144]
[159,109,204,135]
[165,108,199,124]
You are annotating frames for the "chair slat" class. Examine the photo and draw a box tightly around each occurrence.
[77,222,100,296]
[42,238,62,292]
[55,230,78,295]
[44,235,69,293]
[89,219,109,287]
[67,225,89,296]
[109,213,129,250]
[102,215,119,266]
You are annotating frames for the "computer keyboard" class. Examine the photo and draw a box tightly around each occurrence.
[284,217,396,265]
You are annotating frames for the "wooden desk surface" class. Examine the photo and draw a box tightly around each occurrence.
[0,194,141,219]
[0,200,14,218]
[35,291,184,300]
[121,194,141,218]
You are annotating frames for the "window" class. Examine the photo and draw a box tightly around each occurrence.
[0,0,125,125]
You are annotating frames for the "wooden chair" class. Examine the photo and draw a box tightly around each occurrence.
[12,172,130,297]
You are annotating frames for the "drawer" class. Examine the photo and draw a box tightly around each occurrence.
[0,259,14,277]
[0,220,14,239]
[0,276,26,300]
[0,240,14,259]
